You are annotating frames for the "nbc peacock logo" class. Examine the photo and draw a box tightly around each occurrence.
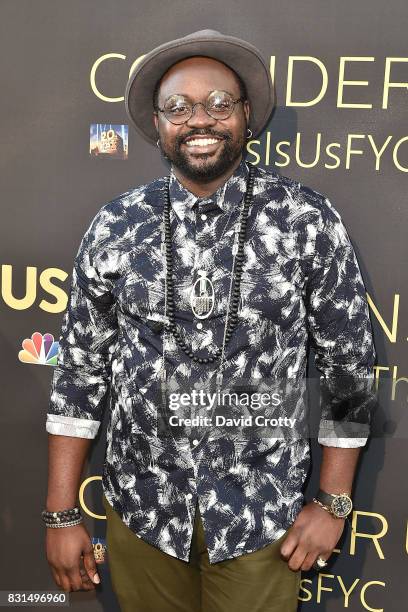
[18,332,59,366]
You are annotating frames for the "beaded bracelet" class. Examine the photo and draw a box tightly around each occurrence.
[42,506,83,528]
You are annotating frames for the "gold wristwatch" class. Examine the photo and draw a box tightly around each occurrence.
[313,488,353,519]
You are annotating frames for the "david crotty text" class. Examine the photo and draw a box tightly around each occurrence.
[168,415,298,428]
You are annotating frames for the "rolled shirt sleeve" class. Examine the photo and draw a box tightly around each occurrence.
[304,197,377,448]
[46,210,118,438]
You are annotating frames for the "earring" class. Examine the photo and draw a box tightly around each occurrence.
[156,138,168,160]
[246,128,253,139]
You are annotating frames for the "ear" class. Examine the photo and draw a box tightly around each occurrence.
[153,112,159,133]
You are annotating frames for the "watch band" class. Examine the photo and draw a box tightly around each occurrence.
[316,489,340,506]
[314,488,353,518]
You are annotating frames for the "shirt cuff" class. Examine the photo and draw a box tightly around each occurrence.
[318,436,368,448]
[46,414,101,439]
[318,418,369,447]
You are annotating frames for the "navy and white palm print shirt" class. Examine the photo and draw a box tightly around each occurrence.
[46,158,376,564]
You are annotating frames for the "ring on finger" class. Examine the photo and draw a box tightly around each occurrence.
[313,556,328,570]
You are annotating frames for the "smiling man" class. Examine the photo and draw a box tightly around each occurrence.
[45,29,376,612]
[153,54,249,190]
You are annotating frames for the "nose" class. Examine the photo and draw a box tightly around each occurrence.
[185,102,217,128]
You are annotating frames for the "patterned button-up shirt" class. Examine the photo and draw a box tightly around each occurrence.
[46,157,376,563]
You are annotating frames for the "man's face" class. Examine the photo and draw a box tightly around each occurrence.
[153,56,250,182]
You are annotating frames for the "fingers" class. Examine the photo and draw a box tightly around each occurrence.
[50,568,62,589]
[287,546,308,572]
[55,565,94,593]
[280,529,305,571]
[52,564,95,593]
[48,564,72,594]
[285,546,331,572]
[82,547,100,584]
[58,571,73,594]
[280,528,306,570]
[49,557,95,593]
[79,557,96,591]
[302,551,320,572]
[311,553,331,572]
[65,565,86,592]
[280,528,331,572]
[280,528,298,561]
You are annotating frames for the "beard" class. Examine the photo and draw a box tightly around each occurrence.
[158,127,246,183]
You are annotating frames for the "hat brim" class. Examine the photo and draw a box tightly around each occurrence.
[125,33,275,145]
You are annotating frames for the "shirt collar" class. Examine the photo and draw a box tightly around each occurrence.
[169,157,250,222]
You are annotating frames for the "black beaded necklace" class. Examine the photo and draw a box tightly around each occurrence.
[161,164,256,381]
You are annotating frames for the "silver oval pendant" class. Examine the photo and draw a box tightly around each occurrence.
[190,271,215,319]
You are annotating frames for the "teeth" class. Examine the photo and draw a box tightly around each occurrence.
[185,138,220,147]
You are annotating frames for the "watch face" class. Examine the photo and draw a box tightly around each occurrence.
[331,495,352,518]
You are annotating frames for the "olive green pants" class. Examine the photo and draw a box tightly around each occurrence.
[103,494,300,612]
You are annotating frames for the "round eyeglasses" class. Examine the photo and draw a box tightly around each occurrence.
[154,90,245,125]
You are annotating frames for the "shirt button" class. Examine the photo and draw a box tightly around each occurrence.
[186,493,193,500]
[192,439,199,446]
[196,322,203,329]
[200,213,207,220]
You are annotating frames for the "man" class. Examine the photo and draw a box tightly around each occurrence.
[44,30,376,611]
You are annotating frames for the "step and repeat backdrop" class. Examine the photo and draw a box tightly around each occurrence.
[1,1,407,611]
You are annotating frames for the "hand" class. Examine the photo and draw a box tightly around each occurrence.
[45,523,101,592]
[280,501,345,571]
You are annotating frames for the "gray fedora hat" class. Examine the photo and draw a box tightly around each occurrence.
[125,29,274,145]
